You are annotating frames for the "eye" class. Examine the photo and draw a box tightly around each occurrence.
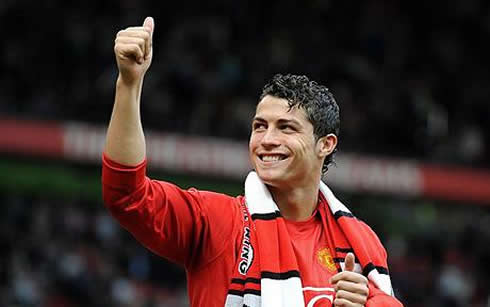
[253,122,266,130]
[280,124,296,132]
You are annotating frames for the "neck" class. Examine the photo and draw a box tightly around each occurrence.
[269,182,320,222]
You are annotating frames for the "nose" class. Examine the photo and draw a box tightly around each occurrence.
[261,127,280,147]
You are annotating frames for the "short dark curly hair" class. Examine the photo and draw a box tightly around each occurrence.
[259,73,340,174]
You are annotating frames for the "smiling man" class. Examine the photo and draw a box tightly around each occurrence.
[102,17,403,307]
[249,92,338,221]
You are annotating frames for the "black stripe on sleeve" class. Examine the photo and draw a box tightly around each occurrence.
[251,211,281,221]
[334,211,354,219]
[231,277,261,285]
[261,270,301,280]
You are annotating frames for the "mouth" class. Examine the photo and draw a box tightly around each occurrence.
[258,154,289,163]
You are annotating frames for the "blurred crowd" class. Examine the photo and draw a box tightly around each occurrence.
[353,196,490,307]
[0,192,189,307]
[1,192,489,307]
[1,0,489,168]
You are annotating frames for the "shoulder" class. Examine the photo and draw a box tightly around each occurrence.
[356,219,387,257]
[188,188,244,207]
[194,189,243,202]
[184,188,245,218]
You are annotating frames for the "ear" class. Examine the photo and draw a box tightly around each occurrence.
[316,134,337,158]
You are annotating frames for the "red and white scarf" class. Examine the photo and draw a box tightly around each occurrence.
[225,171,394,307]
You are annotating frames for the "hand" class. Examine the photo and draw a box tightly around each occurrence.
[114,16,154,84]
[329,253,369,306]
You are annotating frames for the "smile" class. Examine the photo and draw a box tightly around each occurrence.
[259,154,288,162]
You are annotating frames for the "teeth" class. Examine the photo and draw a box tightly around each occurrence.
[262,155,283,162]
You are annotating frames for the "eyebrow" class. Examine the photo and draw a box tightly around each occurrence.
[252,117,302,126]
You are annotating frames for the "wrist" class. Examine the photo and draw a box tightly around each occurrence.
[116,73,144,89]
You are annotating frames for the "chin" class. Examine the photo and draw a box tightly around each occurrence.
[255,168,287,187]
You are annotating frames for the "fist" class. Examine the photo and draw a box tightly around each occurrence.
[114,17,154,84]
[330,253,369,306]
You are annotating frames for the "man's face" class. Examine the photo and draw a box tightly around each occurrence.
[249,95,324,188]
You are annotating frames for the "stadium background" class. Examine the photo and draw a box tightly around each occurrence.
[1,0,490,306]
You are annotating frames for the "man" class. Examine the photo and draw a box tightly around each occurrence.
[102,16,403,307]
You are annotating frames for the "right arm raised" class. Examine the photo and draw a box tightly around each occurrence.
[104,17,154,166]
[102,18,243,269]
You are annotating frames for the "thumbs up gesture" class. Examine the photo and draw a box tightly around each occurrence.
[329,253,369,306]
[114,17,155,84]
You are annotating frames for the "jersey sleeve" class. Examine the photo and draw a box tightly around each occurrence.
[101,153,243,269]
[366,282,404,306]
[359,221,404,306]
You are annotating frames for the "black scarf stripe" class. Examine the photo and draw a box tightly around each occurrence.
[333,257,360,264]
[362,262,389,276]
[332,259,389,276]
[335,247,354,253]
[228,288,262,297]
[251,211,281,221]
[375,266,389,275]
[333,211,354,219]
[231,277,261,285]
[261,270,301,280]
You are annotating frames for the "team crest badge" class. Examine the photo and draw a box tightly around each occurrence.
[316,247,337,273]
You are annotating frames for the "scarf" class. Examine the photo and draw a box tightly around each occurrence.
[225,171,394,307]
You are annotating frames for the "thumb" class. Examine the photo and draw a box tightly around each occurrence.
[143,16,154,36]
[344,252,355,272]
[142,17,154,61]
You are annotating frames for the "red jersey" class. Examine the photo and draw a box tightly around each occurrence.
[102,154,401,306]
